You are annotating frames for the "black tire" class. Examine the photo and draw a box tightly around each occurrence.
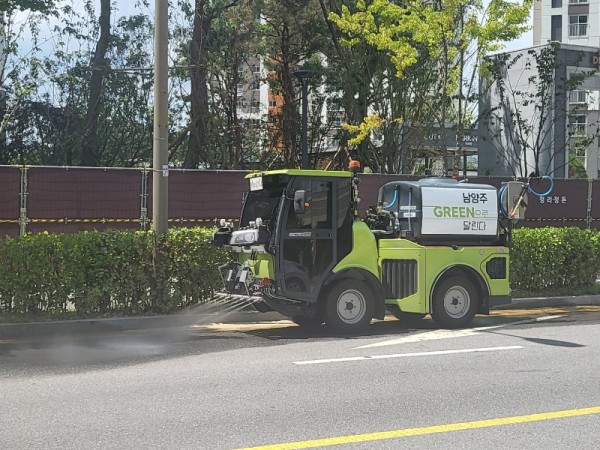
[286,278,306,293]
[431,275,478,328]
[324,280,374,333]
[388,306,426,325]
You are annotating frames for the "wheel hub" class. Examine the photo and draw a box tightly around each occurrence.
[443,286,470,319]
[337,289,366,324]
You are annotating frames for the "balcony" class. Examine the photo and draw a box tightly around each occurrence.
[569,23,588,37]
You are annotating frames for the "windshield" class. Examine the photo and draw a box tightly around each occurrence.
[240,175,289,227]
[240,189,282,227]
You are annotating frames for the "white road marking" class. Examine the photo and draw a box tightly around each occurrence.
[294,345,524,365]
[355,314,566,349]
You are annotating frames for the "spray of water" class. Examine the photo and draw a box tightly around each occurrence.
[174,295,260,329]
[0,295,264,371]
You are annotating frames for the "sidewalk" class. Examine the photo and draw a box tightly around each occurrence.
[2,295,600,340]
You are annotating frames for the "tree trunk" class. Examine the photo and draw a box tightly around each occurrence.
[80,0,111,166]
[279,20,299,167]
[185,0,212,169]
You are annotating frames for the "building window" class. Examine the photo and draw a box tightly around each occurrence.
[551,0,562,6]
[569,0,587,3]
[569,114,587,136]
[251,80,260,90]
[269,99,277,108]
[569,90,587,104]
[551,15,562,42]
[569,15,588,37]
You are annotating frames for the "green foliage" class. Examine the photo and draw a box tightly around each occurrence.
[0,0,54,13]
[329,0,533,164]
[1,1,154,166]
[510,227,600,292]
[1,226,599,320]
[0,228,229,318]
[568,157,588,179]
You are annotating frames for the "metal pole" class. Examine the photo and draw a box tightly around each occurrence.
[19,166,28,236]
[153,0,169,233]
[301,79,308,170]
[140,168,149,231]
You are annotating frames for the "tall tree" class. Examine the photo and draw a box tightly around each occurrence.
[1,1,155,166]
[80,0,111,166]
[258,0,328,168]
[329,0,532,174]
[184,0,241,169]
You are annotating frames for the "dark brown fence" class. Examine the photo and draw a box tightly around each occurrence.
[1,165,599,236]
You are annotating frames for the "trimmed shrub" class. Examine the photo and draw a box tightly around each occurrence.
[510,227,600,292]
[1,226,599,319]
[0,228,228,317]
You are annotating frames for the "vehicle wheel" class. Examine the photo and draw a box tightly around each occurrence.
[324,280,374,333]
[286,277,306,293]
[431,275,478,328]
[388,306,426,325]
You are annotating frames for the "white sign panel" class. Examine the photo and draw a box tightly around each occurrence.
[421,186,498,236]
[249,176,263,191]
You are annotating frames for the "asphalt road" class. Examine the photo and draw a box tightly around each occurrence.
[2,307,600,449]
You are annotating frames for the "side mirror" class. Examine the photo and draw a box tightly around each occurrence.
[294,190,306,214]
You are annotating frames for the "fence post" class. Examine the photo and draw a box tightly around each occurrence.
[140,168,150,231]
[587,178,593,229]
[18,166,29,236]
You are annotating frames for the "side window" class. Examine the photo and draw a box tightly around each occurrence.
[311,181,332,229]
[336,178,351,229]
[286,180,332,229]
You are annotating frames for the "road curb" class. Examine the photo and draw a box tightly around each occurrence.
[496,295,600,310]
[2,295,600,340]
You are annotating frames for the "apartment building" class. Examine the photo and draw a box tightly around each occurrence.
[478,1,600,178]
[533,0,600,46]
[478,44,600,178]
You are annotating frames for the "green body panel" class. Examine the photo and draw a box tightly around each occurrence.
[377,239,426,313]
[332,221,380,279]
[378,239,510,314]
[237,251,275,279]
[246,169,351,179]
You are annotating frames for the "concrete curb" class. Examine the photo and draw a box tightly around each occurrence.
[495,294,600,310]
[2,295,600,340]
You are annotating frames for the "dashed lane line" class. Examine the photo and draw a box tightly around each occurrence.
[293,345,524,365]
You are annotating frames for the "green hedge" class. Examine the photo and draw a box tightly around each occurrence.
[0,228,228,317]
[0,226,599,319]
[510,227,600,292]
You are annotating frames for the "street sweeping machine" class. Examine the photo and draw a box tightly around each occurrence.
[212,164,531,333]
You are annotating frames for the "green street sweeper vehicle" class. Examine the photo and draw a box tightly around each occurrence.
[212,165,520,333]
